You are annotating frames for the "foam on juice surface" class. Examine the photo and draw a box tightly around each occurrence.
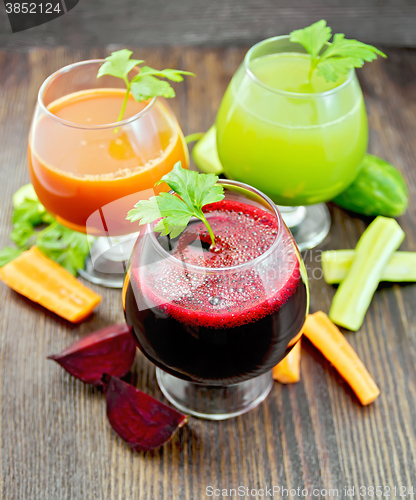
[132,201,300,329]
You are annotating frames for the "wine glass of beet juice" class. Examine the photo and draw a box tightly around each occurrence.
[123,180,309,419]
[28,60,188,287]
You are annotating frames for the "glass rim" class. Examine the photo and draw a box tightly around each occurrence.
[145,179,284,274]
[37,59,156,130]
[244,35,355,99]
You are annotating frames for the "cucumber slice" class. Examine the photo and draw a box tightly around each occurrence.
[329,216,405,331]
[192,126,224,175]
[185,133,204,144]
[12,184,40,209]
[322,250,416,284]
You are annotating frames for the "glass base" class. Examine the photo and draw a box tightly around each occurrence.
[78,255,126,288]
[78,233,139,288]
[156,369,273,420]
[278,204,331,251]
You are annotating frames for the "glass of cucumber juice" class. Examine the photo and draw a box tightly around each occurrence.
[216,36,368,250]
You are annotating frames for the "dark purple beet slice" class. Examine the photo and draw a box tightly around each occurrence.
[48,324,136,385]
[102,375,188,452]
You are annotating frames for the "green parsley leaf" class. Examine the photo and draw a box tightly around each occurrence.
[37,222,90,276]
[133,66,195,82]
[131,75,176,101]
[12,199,46,226]
[127,162,224,246]
[97,49,195,125]
[155,163,224,211]
[0,246,25,267]
[126,190,194,238]
[317,34,386,82]
[10,221,35,247]
[1,184,89,274]
[97,49,144,82]
[290,20,386,83]
[154,193,196,238]
[290,20,332,62]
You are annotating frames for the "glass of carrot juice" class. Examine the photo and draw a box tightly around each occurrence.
[28,60,189,287]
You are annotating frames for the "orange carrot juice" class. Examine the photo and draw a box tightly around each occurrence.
[28,88,188,236]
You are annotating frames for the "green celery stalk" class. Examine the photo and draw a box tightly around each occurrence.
[322,250,416,284]
[329,217,405,331]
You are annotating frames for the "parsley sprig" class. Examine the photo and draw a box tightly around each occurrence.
[290,20,386,83]
[0,184,90,275]
[126,162,224,247]
[97,49,195,125]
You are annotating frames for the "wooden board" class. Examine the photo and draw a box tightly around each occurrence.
[1,1,416,49]
[0,47,416,499]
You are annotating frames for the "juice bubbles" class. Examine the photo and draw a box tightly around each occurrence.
[29,82,188,236]
[216,41,368,206]
[123,194,308,385]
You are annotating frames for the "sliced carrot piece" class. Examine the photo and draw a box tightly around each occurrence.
[0,246,101,323]
[303,311,380,405]
[273,339,301,384]
[287,324,305,347]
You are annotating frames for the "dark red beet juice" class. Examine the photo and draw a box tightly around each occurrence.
[123,200,308,385]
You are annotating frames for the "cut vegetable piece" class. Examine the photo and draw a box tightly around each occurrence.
[12,183,43,209]
[332,154,408,217]
[48,324,136,384]
[0,246,101,323]
[322,250,416,284]
[287,328,304,347]
[303,312,380,405]
[103,375,188,451]
[192,125,224,175]
[185,132,204,144]
[273,340,301,384]
[329,216,404,331]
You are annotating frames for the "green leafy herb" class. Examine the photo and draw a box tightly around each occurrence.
[12,198,51,226]
[37,222,90,276]
[290,20,386,82]
[98,49,195,124]
[126,162,224,246]
[1,184,90,275]
[10,221,35,247]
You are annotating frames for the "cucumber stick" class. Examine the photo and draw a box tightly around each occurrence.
[322,250,416,284]
[329,217,405,331]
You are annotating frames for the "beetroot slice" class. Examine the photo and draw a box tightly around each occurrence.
[48,324,136,385]
[102,375,188,452]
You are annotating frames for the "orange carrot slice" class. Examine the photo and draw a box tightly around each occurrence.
[0,246,101,323]
[303,311,380,405]
[287,324,305,347]
[273,339,301,384]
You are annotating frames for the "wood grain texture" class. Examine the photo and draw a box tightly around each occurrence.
[1,1,416,49]
[0,47,416,499]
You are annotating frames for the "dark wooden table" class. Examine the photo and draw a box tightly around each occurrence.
[1,47,416,500]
